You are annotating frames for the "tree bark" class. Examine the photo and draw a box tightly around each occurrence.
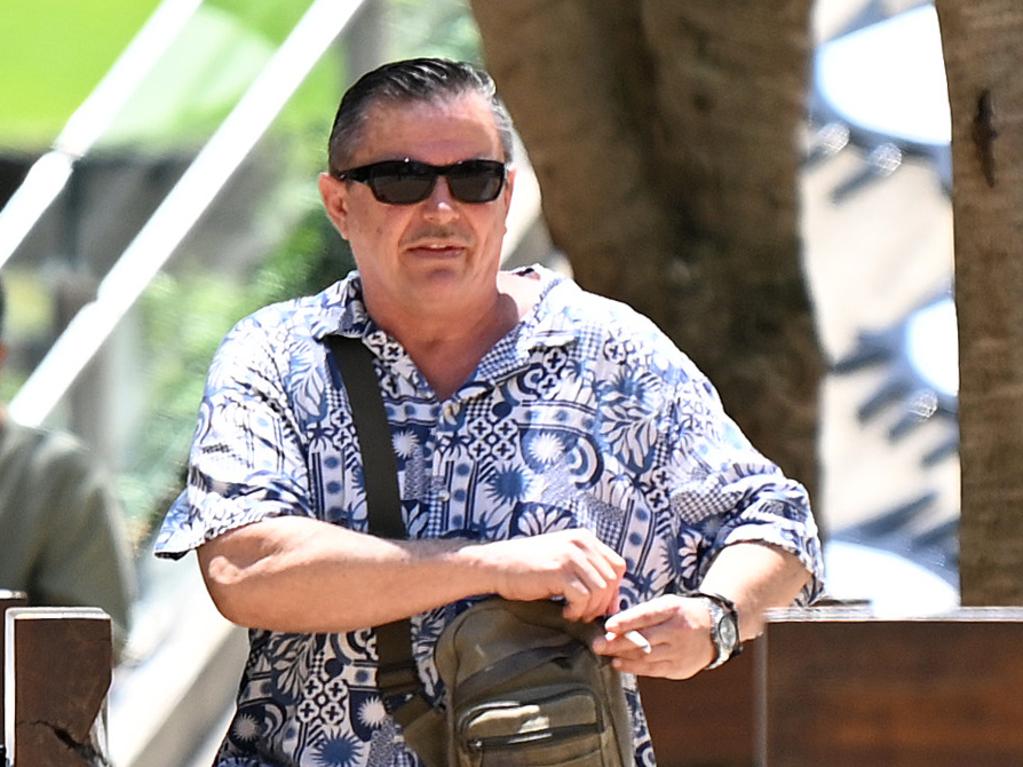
[936,1,1023,605]
[471,0,823,504]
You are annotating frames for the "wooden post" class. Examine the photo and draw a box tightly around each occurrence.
[0,591,28,761]
[759,606,1023,766]
[4,607,112,766]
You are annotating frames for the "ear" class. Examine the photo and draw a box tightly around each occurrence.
[503,166,516,208]
[499,166,516,235]
[319,172,352,239]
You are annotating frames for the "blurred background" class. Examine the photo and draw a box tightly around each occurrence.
[0,0,959,763]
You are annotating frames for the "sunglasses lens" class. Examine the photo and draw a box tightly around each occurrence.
[349,160,506,205]
[447,161,505,203]
[368,163,436,204]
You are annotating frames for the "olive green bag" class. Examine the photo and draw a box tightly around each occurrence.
[330,336,634,767]
[432,597,633,767]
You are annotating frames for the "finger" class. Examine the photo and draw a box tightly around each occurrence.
[590,546,627,587]
[560,578,593,622]
[587,578,618,623]
[568,530,626,577]
[604,596,679,634]
[598,629,653,657]
[609,656,690,679]
[582,536,627,582]
[599,584,621,620]
[620,630,653,654]
[567,557,614,622]
[594,624,657,656]
[581,588,610,624]
[562,577,613,624]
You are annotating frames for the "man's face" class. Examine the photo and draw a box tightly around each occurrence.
[319,91,515,322]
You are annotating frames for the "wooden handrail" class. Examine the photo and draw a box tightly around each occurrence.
[759,607,1023,766]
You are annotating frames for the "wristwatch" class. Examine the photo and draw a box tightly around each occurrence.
[693,591,742,670]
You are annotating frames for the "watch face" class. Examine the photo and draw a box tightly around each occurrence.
[719,615,739,652]
[699,593,741,669]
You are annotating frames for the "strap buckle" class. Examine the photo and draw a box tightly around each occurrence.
[377,659,421,698]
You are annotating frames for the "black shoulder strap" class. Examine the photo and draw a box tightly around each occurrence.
[327,335,403,538]
[325,335,425,716]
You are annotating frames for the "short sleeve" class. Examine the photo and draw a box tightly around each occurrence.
[665,366,824,603]
[154,313,314,559]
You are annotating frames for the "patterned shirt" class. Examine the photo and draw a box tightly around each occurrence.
[156,265,823,767]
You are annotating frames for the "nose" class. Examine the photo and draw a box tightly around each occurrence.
[421,176,459,222]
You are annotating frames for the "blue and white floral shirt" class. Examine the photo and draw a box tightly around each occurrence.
[157,265,823,767]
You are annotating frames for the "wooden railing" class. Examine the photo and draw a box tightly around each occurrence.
[6,595,1023,766]
[759,606,1023,766]
[639,605,1023,766]
[2,593,112,766]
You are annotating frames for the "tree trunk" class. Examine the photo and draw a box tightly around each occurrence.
[471,1,823,503]
[936,1,1023,605]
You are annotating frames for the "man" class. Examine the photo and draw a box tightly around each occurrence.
[0,279,135,653]
[157,58,822,766]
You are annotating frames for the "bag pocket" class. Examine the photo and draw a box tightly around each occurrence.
[455,684,610,767]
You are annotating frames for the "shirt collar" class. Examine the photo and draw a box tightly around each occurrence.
[511,266,581,353]
[309,272,375,341]
[309,265,580,354]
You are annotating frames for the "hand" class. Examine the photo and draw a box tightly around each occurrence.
[476,529,626,622]
[593,595,715,679]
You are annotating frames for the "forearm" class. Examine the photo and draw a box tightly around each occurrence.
[198,518,625,633]
[698,541,811,640]
[198,516,496,633]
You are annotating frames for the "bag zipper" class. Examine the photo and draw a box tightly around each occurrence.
[465,723,601,753]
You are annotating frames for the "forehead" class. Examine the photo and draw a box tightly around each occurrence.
[351,92,504,165]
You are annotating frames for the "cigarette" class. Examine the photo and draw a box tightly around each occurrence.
[606,629,652,654]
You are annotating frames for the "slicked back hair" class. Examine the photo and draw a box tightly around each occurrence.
[327,58,514,175]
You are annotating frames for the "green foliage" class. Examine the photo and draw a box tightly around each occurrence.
[390,0,482,63]
[0,0,161,147]
[1,0,342,152]
[254,210,356,303]
[207,0,311,43]
[98,2,343,152]
[7,0,483,546]
[124,210,354,543]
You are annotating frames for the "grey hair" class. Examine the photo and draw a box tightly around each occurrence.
[327,58,514,174]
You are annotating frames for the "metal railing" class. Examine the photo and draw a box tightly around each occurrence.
[0,0,204,271]
[8,0,371,428]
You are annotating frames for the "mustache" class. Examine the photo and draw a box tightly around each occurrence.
[402,227,473,247]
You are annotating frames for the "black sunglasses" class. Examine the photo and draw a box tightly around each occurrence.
[334,158,507,205]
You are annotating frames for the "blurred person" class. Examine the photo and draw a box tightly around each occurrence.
[156,58,823,766]
[0,278,135,652]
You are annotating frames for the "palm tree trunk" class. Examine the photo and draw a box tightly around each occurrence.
[936,1,1023,605]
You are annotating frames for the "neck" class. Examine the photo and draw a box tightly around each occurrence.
[366,271,542,399]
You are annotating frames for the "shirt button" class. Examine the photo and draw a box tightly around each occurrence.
[443,402,459,419]
[437,489,451,502]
